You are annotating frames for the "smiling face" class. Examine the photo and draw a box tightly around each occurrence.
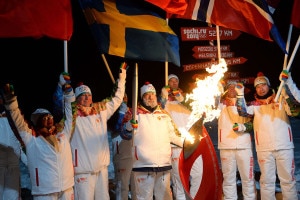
[142,92,157,108]
[168,77,179,90]
[37,114,54,129]
[255,83,270,97]
[77,93,93,107]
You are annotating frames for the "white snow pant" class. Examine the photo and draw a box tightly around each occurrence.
[131,170,172,200]
[0,145,20,200]
[33,187,74,200]
[257,149,297,200]
[220,149,256,200]
[74,167,109,200]
[171,147,186,200]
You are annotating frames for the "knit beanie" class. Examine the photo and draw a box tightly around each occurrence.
[254,72,270,87]
[75,83,92,98]
[31,108,51,126]
[225,80,237,90]
[168,74,179,82]
[140,82,156,98]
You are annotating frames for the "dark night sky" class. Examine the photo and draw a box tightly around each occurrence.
[1,0,299,119]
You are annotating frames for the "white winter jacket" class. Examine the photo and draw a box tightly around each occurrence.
[5,98,74,195]
[238,94,294,152]
[68,77,125,174]
[218,98,253,149]
[126,105,183,169]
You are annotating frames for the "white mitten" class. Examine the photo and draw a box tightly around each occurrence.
[59,72,71,86]
[119,68,127,82]
[235,82,244,97]
[161,86,170,99]
[232,123,246,133]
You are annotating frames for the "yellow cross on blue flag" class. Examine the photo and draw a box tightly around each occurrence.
[79,0,180,66]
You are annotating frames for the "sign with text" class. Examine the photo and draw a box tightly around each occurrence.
[193,52,235,59]
[224,72,240,79]
[193,45,230,52]
[183,57,248,72]
[181,27,241,41]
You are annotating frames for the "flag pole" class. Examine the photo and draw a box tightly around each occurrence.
[165,17,169,85]
[216,26,221,63]
[101,54,116,84]
[64,40,68,72]
[282,25,293,70]
[132,63,138,136]
[275,34,300,102]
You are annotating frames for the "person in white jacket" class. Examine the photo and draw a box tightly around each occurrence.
[159,74,203,199]
[217,80,256,200]
[64,67,126,200]
[3,74,75,200]
[235,72,298,200]
[122,82,183,200]
[0,93,27,200]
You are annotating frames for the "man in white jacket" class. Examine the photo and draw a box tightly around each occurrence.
[159,74,203,199]
[218,81,256,200]
[122,82,183,200]
[3,74,75,200]
[65,67,126,200]
[235,72,298,200]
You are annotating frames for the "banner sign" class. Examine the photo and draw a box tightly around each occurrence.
[183,57,248,71]
[192,45,230,52]
[193,52,234,59]
[181,27,241,41]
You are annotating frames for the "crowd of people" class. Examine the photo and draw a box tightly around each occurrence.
[1,66,300,200]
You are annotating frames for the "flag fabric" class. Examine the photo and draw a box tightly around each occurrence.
[145,0,188,15]
[0,0,73,40]
[266,0,281,13]
[78,0,180,66]
[291,0,300,28]
[171,0,287,53]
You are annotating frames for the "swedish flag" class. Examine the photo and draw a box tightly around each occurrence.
[79,0,180,66]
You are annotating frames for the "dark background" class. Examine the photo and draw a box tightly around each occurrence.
[0,0,299,120]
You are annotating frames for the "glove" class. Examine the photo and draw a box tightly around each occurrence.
[119,62,128,81]
[172,89,180,97]
[235,82,244,97]
[63,84,73,93]
[2,83,16,104]
[59,72,71,86]
[279,70,289,82]
[172,89,184,102]
[161,86,170,99]
[232,123,246,133]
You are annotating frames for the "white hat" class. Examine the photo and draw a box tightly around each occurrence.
[254,72,270,87]
[224,80,237,90]
[75,84,92,98]
[168,74,179,82]
[31,108,51,126]
[140,82,156,98]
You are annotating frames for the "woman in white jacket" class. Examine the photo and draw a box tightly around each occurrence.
[3,74,75,200]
